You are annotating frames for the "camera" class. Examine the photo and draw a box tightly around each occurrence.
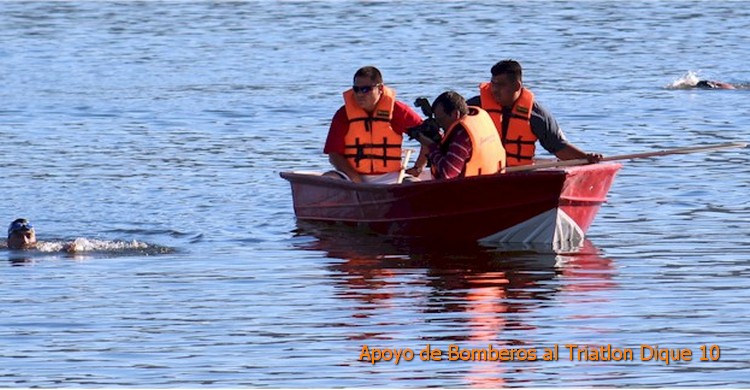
[405,97,443,144]
[405,118,442,144]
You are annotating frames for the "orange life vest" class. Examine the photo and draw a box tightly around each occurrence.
[343,86,403,174]
[479,83,536,166]
[433,107,505,178]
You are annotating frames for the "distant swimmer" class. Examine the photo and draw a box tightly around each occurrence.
[667,72,741,90]
[4,218,172,265]
[7,218,37,250]
[695,80,736,89]
[6,218,103,253]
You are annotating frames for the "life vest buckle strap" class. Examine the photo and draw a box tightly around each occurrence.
[343,154,401,161]
[505,152,533,160]
[344,143,401,149]
[504,139,536,146]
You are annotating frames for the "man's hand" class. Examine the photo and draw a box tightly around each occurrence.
[405,166,423,177]
[585,152,603,163]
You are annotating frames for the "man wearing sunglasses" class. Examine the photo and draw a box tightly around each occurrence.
[324,66,424,183]
[468,60,602,167]
[414,91,505,180]
[6,218,37,250]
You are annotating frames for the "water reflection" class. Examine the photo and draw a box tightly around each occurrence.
[293,222,617,385]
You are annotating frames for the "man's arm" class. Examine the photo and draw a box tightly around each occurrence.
[323,106,348,154]
[324,106,365,182]
[424,128,472,180]
[406,145,429,176]
[393,100,429,175]
[554,144,602,163]
[531,102,602,163]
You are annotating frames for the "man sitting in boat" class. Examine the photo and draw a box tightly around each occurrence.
[6,218,37,250]
[466,59,602,167]
[413,91,505,180]
[323,66,425,184]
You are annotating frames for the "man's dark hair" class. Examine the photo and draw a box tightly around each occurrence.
[353,66,383,84]
[432,91,468,116]
[490,60,523,82]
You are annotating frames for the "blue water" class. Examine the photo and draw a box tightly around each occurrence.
[1,1,749,387]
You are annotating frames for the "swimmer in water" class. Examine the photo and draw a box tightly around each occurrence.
[5,219,168,265]
[695,80,736,89]
[6,218,37,249]
[6,218,79,252]
[668,72,741,90]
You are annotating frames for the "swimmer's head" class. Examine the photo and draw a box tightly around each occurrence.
[7,218,37,250]
[696,80,717,89]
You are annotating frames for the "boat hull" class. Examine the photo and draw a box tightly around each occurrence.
[281,163,620,245]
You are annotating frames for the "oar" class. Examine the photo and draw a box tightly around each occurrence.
[504,141,748,173]
[397,148,415,184]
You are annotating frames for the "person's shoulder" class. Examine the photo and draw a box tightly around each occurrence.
[451,122,471,139]
[466,95,481,107]
[327,105,349,140]
[331,104,348,120]
[454,125,473,150]
[394,99,416,112]
[531,99,555,118]
[394,99,423,119]
[528,99,562,136]
[392,99,423,130]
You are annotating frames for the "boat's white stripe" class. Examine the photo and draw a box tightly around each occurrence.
[477,208,584,248]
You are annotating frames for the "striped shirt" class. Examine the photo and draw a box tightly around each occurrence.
[427,126,473,180]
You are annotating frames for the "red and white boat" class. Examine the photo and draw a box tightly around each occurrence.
[280,163,620,247]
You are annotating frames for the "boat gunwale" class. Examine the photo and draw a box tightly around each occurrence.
[281,167,571,191]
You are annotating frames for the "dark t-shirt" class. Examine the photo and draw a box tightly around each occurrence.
[467,95,568,154]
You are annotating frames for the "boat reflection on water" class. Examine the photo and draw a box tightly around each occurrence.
[293,221,617,387]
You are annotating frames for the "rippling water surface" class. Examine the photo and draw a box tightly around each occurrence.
[1,1,749,387]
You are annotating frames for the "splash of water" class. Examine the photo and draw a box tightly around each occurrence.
[666,70,701,89]
[35,238,171,255]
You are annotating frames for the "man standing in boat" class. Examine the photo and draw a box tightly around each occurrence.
[468,60,602,167]
[323,66,425,183]
[413,91,505,180]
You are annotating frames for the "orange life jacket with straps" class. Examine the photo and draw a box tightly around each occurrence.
[432,107,505,178]
[343,86,403,174]
[479,83,536,166]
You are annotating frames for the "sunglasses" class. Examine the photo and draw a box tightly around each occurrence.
[352,84,380,94]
